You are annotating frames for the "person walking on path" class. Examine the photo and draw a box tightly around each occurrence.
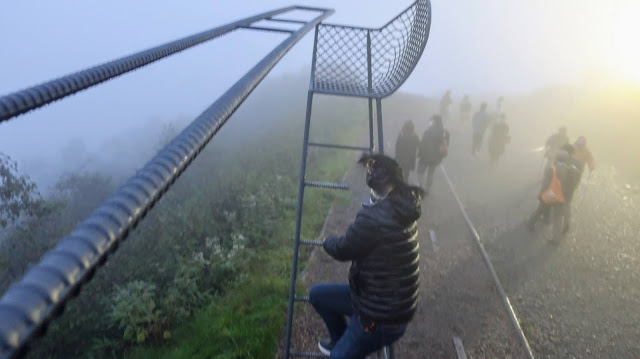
[487,114,510,162]
[440,90,452,122]
[527,147,581,241]
[544,127,569,165]
[459,95,472,123]
[471,103,490,156]
[496,96,504,115]
[571,135,595,184]
[309,153,424,359]
[418,115,450,196]
[394,120,420,182]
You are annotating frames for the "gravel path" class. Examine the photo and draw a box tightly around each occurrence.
[283,97,640,358]
[443,119,640,359]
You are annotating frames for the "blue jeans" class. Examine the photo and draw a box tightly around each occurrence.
[309,283,406,359]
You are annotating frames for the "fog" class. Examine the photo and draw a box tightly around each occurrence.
[1,0,640,358]
[2,0,638,190]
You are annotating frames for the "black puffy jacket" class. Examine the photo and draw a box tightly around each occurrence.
[323,186,421,325]
[418,125,449,166]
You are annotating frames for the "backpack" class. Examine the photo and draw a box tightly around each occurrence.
[540,165,565,204]
[439,131,449,157]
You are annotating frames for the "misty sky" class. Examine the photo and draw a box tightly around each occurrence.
[0,0,635,187]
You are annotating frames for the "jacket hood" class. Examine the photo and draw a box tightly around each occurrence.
[384,186,422,225]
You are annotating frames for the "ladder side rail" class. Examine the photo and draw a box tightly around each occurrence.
[0,8,333,359]
[368,98,375,151]
[283,91,314,359]
[283,22,322,359]
[376,98,384,154]
[367,30,375,152]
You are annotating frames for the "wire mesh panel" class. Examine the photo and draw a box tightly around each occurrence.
[314,26,370,95]
[312,0,431,98]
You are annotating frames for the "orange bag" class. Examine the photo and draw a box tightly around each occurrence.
[540,165,565,204]
[439,139,448,157]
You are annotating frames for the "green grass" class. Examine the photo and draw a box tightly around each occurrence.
[130,148,353,359]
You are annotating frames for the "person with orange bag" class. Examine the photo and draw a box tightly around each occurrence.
[572,136,595,183]
[527,147,581,241]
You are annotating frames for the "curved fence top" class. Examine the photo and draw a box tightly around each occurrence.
[0,6,333,359]
[312,0,431,98]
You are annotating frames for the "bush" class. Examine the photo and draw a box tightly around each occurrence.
[110,281,164,344]
[8,91,363,358]
[163,254,213,321]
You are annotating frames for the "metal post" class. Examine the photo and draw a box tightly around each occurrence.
[376,98,384,154]
[367,30,374,152]
[284,91,314,359]
[284,24,321,359]
[368,98,374,151]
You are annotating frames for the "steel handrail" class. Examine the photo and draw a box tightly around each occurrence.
[0,7,333,359]
[0,6,316,124]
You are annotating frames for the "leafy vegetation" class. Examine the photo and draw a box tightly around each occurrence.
[0,152,48,228]
[0,93,363,358]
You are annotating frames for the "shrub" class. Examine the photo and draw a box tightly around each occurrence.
[109,281,164,344]
[163,254,213,322]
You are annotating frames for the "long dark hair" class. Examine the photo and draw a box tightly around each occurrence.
[430,115,443,132]
[358,153,426,198]
[401,120,415,135]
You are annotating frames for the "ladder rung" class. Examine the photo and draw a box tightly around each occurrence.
[294,296,310,302]
[266,17,308,24]
[300,239,323,246]
[305,181,349,190]
[308,142,370,151]
[291,351,328,358]
[240,25,295,34]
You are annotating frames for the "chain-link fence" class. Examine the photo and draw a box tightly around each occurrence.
[313,0,431,98]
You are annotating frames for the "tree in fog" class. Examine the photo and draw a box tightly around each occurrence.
[0,152,47,228]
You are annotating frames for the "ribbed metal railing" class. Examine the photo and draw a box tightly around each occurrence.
[0,6,333,359]
[0,6,327,124]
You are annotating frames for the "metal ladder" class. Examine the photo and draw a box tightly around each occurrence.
[284,2,431,357]
[283,89,385,359]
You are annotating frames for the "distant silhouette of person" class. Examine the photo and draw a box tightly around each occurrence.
[488,114,510,162]
[394,120,420,182]
[440,90,452,122]
[459,95,472,123]
[310,153,423,358]
[496,96,504,115]
[471,103,490,156]
[418,115,449,195]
